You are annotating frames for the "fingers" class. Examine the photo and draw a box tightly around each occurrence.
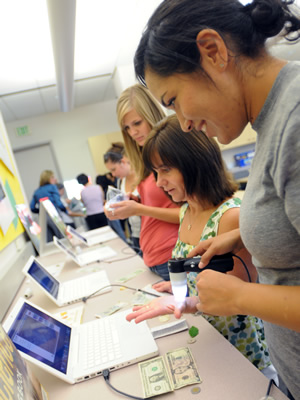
[126,307,155,324]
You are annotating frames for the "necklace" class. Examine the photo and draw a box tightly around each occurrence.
[187,207,192,231]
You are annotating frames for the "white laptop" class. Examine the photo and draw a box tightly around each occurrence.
[53,236,117,267]
[66,225,118,247]
[22,255,111,307]
[3,298,159,384]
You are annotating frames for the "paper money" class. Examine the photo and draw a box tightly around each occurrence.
[131,291,153,306]
[95,301,127,318]
[165,347,202,389]
[116,269,144,283]
[139,356,173,398]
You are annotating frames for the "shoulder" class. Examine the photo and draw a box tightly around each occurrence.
[218,207,240,234]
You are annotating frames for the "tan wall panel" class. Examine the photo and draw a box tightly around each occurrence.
[88,131,123,176]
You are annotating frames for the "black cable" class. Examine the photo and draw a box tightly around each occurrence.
[103,369,150,400]
[82,283,161,303]
[265,379,276,399]
[232,254,252,282]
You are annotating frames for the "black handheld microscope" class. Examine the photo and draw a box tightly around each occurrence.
[167,253,234,302]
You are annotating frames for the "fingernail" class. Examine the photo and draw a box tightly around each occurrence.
[199,262,204,269]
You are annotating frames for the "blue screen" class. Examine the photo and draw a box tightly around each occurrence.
[8,302,71,374]
[28,260,59,299]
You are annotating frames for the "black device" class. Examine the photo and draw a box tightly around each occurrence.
[168,253,234,302]
[168,253,234,274]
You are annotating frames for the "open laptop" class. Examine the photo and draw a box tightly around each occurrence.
[53,236,117,267]
[23,255,111,307]
[66,225,118,247]
[3,298,159,384]
[0,323,49,399]
[16,204,41,254]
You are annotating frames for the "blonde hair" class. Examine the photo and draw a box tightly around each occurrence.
[116,84,165,183]
[39,170,54,186]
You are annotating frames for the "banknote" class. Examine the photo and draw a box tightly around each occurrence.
[139,356,173,398]
[94,301,127,318]
[116,269,144,283]
[165,347,202,389]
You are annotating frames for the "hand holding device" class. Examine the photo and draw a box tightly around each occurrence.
[168,254,234,302]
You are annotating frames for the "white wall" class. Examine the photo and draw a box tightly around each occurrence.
[5,99,120,184]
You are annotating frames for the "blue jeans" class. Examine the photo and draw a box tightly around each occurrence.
[150,261,170,281]
[108,219,127,243]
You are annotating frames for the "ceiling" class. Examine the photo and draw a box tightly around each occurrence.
[0,0,299,124]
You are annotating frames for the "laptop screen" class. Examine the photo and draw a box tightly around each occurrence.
[68,226,88,244]
[7,302,71,375]
[27,259,60,299]
[55,237,78,260]
[16,204,41,254]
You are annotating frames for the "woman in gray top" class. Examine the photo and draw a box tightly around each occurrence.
[131,0,300,398]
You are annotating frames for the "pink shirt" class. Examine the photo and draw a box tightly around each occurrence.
[80,184,104,216]
[137,174,179,267]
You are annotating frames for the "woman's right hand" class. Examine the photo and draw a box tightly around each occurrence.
[188,228,244,268]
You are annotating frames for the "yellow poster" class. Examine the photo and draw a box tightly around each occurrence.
[0,113,25,251]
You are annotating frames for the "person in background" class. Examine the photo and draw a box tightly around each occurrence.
[105,84,180,281]
[56,183,85,228]
[95,173,127,243]
[76,173,107,230]
[30,170,66,241]
[133,0,300,397]
[127,114,278,382]
[96,172,118,197]
[30,170,66,215]
[104,142,141,253]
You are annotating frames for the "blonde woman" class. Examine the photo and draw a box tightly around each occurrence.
[106,84,180,280]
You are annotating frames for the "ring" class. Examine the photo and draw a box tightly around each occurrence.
[111,210,114,216]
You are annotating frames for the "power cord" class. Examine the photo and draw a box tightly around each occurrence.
[82,283,161,303]
[103,369,151,400]
[232,254,252,282]
[261,379,276,400]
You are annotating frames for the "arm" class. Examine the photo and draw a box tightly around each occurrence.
[196,271,300,332]
[107,200,180,224]
[30,195,39,214]
[217,208,257,282]
[188,228,244,268]
[126,295,200,324]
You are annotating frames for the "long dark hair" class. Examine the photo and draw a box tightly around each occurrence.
[135,0,300,84]
[143,114,238,206]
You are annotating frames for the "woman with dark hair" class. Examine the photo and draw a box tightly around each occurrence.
[76,173,107,230]
[104,142,141,252]
[133,1,300,397]
[127,114,277,382]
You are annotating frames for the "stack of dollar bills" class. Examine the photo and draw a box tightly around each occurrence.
[139,347,202,398]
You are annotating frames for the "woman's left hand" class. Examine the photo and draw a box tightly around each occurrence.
[107,200,141,220]
[126,296,187,324]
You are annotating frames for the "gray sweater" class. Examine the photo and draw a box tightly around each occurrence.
[240,62,300,399]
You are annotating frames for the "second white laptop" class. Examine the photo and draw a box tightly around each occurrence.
[3,298,159,384]
[53,236,117,267]
[66,225,118,246]
[22,255,111,307]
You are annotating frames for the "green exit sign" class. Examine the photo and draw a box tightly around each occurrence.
[16,125,31,137]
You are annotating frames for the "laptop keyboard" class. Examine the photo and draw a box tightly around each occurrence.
[62,271,110,301]
[63,279,90,300]
[81,318,122,370]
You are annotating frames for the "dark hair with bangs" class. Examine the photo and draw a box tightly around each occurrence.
[142,114,238,206]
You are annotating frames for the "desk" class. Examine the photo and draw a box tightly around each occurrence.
[8,235,288,400]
